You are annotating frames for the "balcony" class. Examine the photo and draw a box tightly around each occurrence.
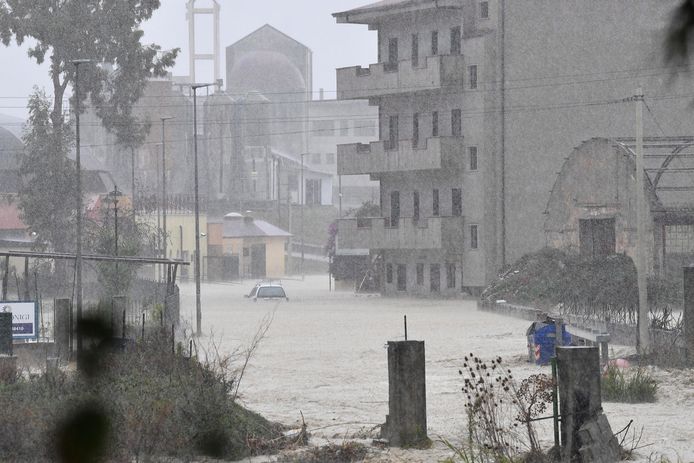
[337,54,465,100]
[337,136,464,175]
[336,216,464,252]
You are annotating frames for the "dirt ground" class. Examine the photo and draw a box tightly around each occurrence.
[179,276,694,462]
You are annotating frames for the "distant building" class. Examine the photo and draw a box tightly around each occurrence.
[0,126,22,170]
[218,24,376,211]
[333,0,692,295]
[80,76,194,200]
[545,137,694,277]
[210,212,291,279]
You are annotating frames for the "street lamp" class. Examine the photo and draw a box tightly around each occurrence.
[161,117,174,265]
[108,186,123,295]
[71,58,91,353]
[107,186,123,257]
[191,83,213,337]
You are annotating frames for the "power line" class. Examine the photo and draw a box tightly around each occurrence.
[2,61,694,102]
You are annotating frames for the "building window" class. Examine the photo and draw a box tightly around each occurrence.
[452,109,462,137]
[312,120,335,136]
[430,264,440,292]
[354,120,376,136]
[470,224,479,249]
[413,191,420,222]
[666,224,694,253]
[325,153,335,164]
[432,189,440,216]
[431,31,439,55]
[411,33,419,67]
[452,188,462,216]
[416,263,424,285]
[388,115,399,150]
[469,65,478,90]
[339,120,349,136]
[312,153,322,164]
[397,264,407,291]
[386,263,393,284]
[387,37,399,71]
[306,179,322,205]
[412,112,420,148]
[450,26,461,55]
[243,247,250,257]
[446,263,456,288]
[469,146,478,171]
[432,111,439,137]
[480,1,489,19]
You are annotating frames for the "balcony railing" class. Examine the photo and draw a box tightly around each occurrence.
[337,54,465,100]
[337,136,464,175]
[336,216,464,252]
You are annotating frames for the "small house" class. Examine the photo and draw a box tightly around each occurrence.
[221,213,291,279]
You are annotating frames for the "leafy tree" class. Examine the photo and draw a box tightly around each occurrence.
[19,89,76,252]
[665,0,694,66]
[0,0,178,254]
[0,0,178,144]
[84,202,157,298]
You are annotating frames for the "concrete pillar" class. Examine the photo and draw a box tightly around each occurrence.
[556,346,602,461]
[683,267,694,365]
[54,298,71,362]
[382,340,427,447]
[0,311,16,383]
[0,312,12,356]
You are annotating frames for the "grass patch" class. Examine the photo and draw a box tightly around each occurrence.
[602,365,658,403]
[277,441,369,463]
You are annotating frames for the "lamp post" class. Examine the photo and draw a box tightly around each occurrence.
[191,83,213,337]
[71,58,91,353]
[108,186,123,257]
[108,186,123,295]
[161,117,174,264]
[300,153,309,279]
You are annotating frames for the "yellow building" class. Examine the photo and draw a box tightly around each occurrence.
[139,211,207,281]
[220,213,291,279]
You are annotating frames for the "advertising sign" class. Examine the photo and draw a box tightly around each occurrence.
[0,302,38,339]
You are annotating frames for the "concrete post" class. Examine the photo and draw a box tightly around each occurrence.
[556,346,602,461]
[54,298,71,362]
[683,267,694,365]
[382,340,427,447]
[0,311,16,383]
[0,312,11,356]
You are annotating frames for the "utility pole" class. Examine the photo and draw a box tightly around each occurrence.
[300,153,306,279]
[192,83,213,337]
[635,88,650,354]
[161,117,174,264]
[72,58,91,353]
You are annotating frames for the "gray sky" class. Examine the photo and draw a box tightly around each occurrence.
[0,0,376,120]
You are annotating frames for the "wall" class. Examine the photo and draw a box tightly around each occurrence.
[502,0,688,265]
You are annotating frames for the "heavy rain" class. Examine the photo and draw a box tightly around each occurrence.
[1,1,694,462]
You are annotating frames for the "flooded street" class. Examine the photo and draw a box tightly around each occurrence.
[180,277,693,462]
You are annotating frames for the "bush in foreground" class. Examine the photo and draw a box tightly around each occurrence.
[0,333,282,462]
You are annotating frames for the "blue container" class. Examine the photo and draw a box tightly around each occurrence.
[526,320,572,365]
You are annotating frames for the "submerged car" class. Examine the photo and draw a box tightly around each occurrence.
[245,281,289,302]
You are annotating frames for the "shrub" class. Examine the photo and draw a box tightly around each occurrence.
[277,441,369,463]
[602,365,658,403]
[0,332,282,462]
[456,354,553,463]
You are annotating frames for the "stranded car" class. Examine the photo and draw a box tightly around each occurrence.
[245,281,289,302]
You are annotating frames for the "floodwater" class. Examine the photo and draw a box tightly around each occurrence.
[179,277,694,462]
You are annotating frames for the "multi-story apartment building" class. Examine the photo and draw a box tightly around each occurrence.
[334,0,492,296]
[334,0,692,296]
